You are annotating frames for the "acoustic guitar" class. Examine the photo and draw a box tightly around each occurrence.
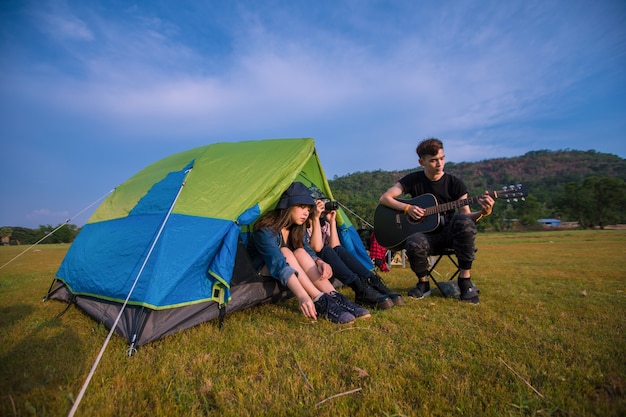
[373,185,527,248]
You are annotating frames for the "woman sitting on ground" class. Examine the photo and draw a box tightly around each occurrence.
[247,182,370,324]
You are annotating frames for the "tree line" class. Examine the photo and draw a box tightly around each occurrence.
[0,225,80,245]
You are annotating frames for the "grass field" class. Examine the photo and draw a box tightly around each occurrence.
[1,229,625,416]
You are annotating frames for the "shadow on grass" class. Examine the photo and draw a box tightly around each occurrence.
[0,303,84,416]
[0,304,34,330]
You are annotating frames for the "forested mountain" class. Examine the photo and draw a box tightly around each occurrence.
[329,149,626,230]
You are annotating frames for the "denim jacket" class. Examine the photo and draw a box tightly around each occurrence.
[248,227,319,286]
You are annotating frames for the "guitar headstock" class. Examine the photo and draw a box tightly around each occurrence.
[494,184,528,202]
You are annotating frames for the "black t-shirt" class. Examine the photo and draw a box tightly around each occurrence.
[398,171,468,219]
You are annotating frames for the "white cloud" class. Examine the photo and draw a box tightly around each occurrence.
[36,4,94,42]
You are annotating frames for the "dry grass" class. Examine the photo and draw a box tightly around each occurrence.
[1,230,625,416]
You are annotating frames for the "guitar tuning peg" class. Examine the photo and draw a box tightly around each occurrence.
[513,198,518,202]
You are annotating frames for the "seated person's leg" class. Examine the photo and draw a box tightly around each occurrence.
[318,246,359,286]
[321,246,393,310]
[450,213,476,273]
[333,245,401,306]
[333,246,373,278]
[281,247,322,298]
[282,248,357,323]
[293,247,336,293]
[294,247,371,319]
[449,214,479,304]
[405,233,432,299]
[405,233,431,279]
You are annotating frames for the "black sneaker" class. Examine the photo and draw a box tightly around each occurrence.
[459,286,480,304]
[351,278,395,310]
[330,291,371,319]
[314,293,356,324]
[367,273,405,306]
[408,282,431,299]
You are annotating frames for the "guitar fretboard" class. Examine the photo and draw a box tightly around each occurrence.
[423,194,487,216]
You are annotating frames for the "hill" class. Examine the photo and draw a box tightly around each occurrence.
[329,149,626,228]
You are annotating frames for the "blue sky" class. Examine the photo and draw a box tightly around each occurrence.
[1,0,625,228]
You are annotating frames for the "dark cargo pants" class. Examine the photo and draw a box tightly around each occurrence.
[404,213,476,278]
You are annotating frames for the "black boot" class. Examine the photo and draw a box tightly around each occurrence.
[349,278,394,310]
[367,273,405,306]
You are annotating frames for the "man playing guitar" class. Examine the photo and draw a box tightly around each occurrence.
[378,138,495,304]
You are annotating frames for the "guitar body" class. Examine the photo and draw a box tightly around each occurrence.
[373,194,441,249]
[373,184,527,249]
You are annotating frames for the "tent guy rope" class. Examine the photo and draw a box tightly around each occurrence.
[67,170,191,417]
[338,201,373,229]
[0,189,115,271]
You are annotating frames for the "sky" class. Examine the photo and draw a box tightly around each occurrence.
[1,0,625,228]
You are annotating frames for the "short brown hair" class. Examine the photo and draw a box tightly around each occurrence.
[416,138,443,158]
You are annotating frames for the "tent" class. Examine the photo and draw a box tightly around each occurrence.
[46,138,372,348]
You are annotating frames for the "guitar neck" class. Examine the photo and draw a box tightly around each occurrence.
[423,195,482,216]
[422,188,510,216]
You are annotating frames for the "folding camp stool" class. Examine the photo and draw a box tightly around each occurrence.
[427,248,462,298]
[427,247,479,298]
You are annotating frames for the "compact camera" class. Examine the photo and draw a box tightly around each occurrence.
[324,200,339,211]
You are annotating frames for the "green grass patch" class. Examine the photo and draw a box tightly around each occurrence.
[1,230,625,416]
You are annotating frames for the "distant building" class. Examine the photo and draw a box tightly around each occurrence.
[537,218,562,227]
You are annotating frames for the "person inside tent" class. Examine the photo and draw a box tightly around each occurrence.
[247,182,370,324]
[305,190,404,310]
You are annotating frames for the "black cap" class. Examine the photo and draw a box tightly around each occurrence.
[276,182,315,209]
